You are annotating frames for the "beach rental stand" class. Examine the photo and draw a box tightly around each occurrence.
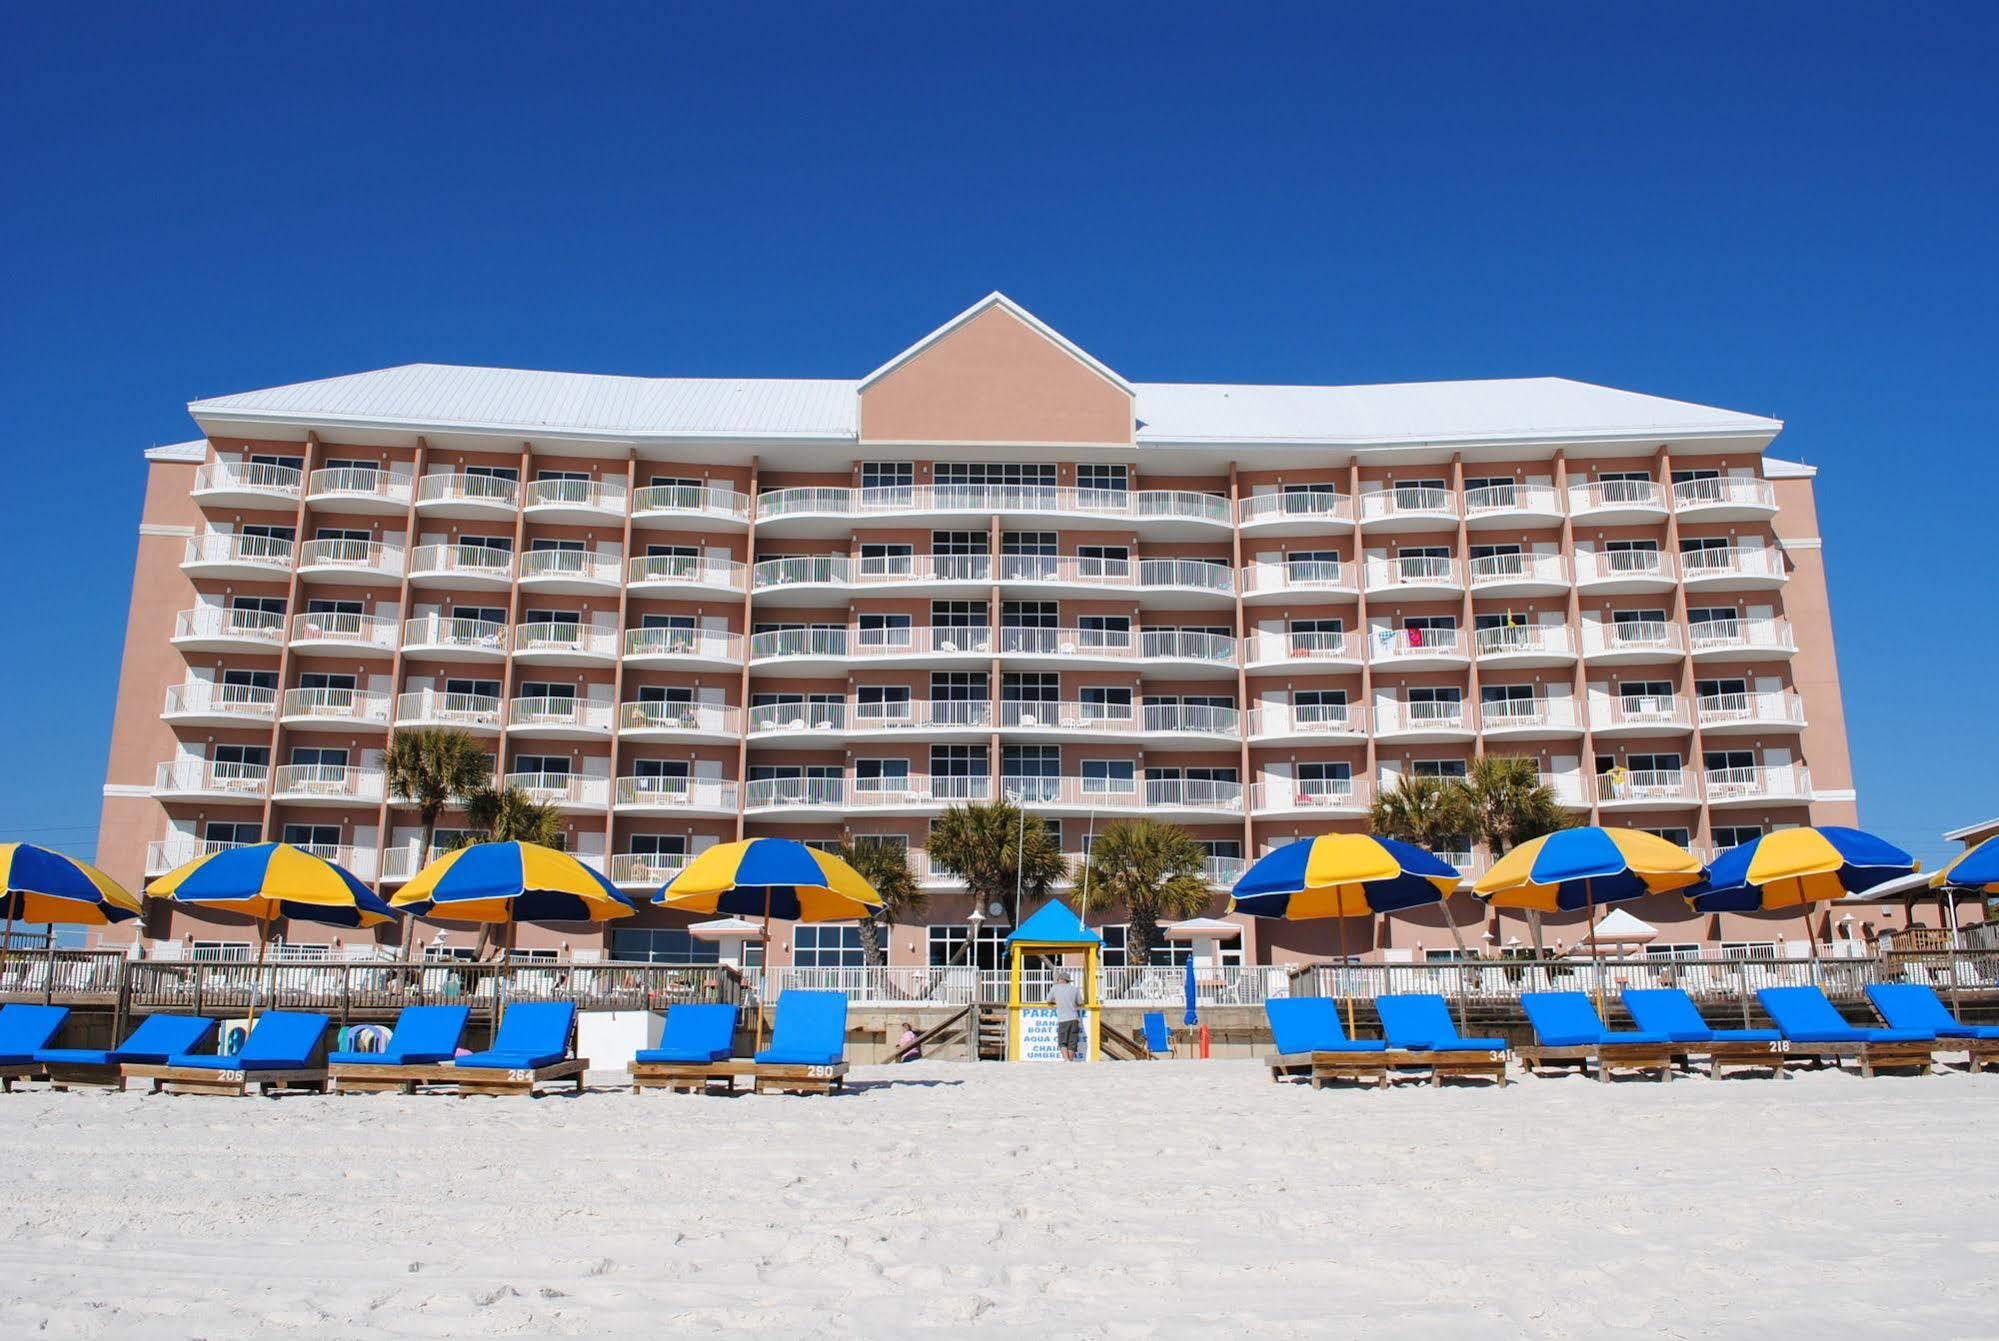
[1004,901,1102,1061]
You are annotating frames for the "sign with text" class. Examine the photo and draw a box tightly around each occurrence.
[1014,1007,1062,1061]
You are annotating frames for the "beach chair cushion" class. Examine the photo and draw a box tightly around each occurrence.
[1521,992,1670,1048]
[755,991,849,1066]
[1142,1012,1171,1055]
[1866,984,1999,1040]
[331,1005,471,1065]
[1758,987,1932,1043]
[0,1004,70,1065]
[1376,994,1508,1051]
[36,1014,217,1068]
[453,1001,575,1070]
[1623,989,1780,1043]
[168,1011,329,1070]
[1264,998,1386,1054]
[636,1004,739,1064]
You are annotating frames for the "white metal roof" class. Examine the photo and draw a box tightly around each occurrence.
[1586,907,1658,942]
[144,440,208,462]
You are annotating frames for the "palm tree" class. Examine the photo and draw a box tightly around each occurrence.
[1368,775,1465,851]
[927,800,1068,932]
[1447,755,1575,959]
[837,838,926,967]
[384,728,491,868]
[1082,820,1212,968]
[461,786,566,848]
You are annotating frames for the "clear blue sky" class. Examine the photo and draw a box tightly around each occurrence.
[2,4,1993,872]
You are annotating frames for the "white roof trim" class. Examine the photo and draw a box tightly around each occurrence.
[145,440,207,463]
[1943,817,1999,843]
[1763,456,1817,478]
[858,292,1135,397]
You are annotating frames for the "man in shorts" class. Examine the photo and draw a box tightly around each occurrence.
[1050,970,1084,1061]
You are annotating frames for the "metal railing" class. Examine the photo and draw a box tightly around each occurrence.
[1574,549,1676,583]
[507,696,614,731]
[525,477,626,512]
[155,759,270,798]
[518,548,621,584]
[625,554,748,589]
[402,614,508,654]
[607,853,691,886]
[1592,768,1697,806]
[417,472,520,508]
[502,771,609,807]
[163,680,276,719]
[1672,476,1776,511]
[281,687,391,725]
[1704,763,1813,803]
[1468,552,1568,586]
[195,459,303,495]
[632,483,750,520]
[1568,479,1665,512]
[620,701,741,735]
[744,776,849,809]
[1688,617,1795,656]
[1584,620,1686,657]
[1370,626,1464,661]
[396,689,503,729]
[1464,482,1562,517]
[410,543,515,581]
[296,538,405,578]
[1251,778,1373,812]
[1248,704,1366,737]
[623,627,744,661]
[1696,690,1805,729]
[271,764,385,802]
[290,611,399,650]
[1238,490,1352,525]
[612,777,740,811]
[1591,693,1691,731]
[513,621,618,658]
[183,531,294,569]
[175,605,287,645]
[307,465,413,505]
[1680,545,1786,583]
[1365,555,1464,589]
[1474,624,1572,658]
[1359,485,1457,521]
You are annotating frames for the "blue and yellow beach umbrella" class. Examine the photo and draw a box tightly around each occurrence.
[148,842,397,928]
[1474,826,1701,913]
[1689,826,1918,912]
[389,841,636,924]
[0,843,143,925]
[1229,834,1460,919]
[655,838,883,921]
[1930,834,1999,895]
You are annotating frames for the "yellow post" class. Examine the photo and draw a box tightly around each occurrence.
[1006,941,1025,1059]
[1083,942,1101,1061]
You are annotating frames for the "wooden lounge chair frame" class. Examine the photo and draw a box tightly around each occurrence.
[1954,1038,1999,1074]
[1267,1049,1434,1089]
[451,1057,590,1096]
[121,1063,329,1096]
[328,1061,463,1095]
[1779,1040,1936,1078]
[43,1061,138,1091]
[630,1058,755,1093]
[1514,1042,1676,1082]
[1686,1039,1799,1079]
[751,1061,846,1094]
[0,1063,45,1093]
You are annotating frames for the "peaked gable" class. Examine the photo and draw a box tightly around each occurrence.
[859,294,1135,445]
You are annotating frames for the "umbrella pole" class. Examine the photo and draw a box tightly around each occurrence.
[249,920,269,1027]
[0,907,15,988]
[757,889,772,1052]
[1441,898,1471,1033]
[1799,903,1820,989]
[1586,881,1604,1020]
[1336,913,1355,1036]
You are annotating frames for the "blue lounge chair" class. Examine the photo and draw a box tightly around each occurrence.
[1759,986,1936,1076]
[1622,988,1788,1079]
[35,1014,216,1089]
[1866,984,1999,1073]
[451,1002,586,1095]
[0,1004,71,1090]
[752,991,849,1093]
[1264,998,1407,1089]
[1141,1011,1171,1057]
[1375,994,1510,1086]
[629,1004,746,1092]
[136,1011,330,1094]
[1519,992,1676,1082]
[326,1005,473,1093]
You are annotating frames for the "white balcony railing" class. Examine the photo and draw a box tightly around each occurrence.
[619,702,742,736]
[1678,546,1786,583]
[525,477,627,513]
[753,555,849,589]
[1359,485,1457,523]
[625,554,748,590]
[1592,769,1697,806]
[1238,491,1352,525]
[271,764,385,802]
[183,531,294,570]
[754,484,1229,525]
[848,700,993,732]
[395,689,502,730]
[164,680,276,719]
[1365,555,1464,589]
[998,776,1243,811]
[852,553,992,584]
[850,774,995,807]
[145,836,250,875]
[154,759,271,798]
[1474,624,1574,659]
[1369,627,1464,661]
[1584,620,1686,657]
[1463,482,1562,518]
[1240,559,1356,596]
[1251,778,1372,812]
[289,611,398,651]
[174,606,287,646]
[1467,552,1568,587]
[744,776,849,809]
[506,697,613,732]
[502,772,608,808]
[1688,617,1795,656]
[401,614,508,654]
[1376,700,1471,734]
[517,549,621,584]
[1590,694,1690,731]
[306,465,413,506]
[1696,690,1805,729]
[513,622,618,659]
[1704,763,1813,803]
[632,483,751,521]
[749,627,850,660]
[850,625,992,658]
[1138,558,1235,593]
[1568,479,1666,513]
[417,472,520,509]
[194,459,303,497]
[295,538,405,579]
[608,852,691,886]
[622,627,745,662]
[409,543,515,581]
[612,777,740,811]
[1476,698,1580,733]
[1247,704,1367,737]
[995,701,1240,737]
[1249,629,1358,664]
[1672,476,1776,512]
[1574,549,1676,584]
[281,687,391,725]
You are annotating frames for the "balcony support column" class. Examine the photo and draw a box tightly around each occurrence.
[493,442,534,784]
[257,431,323,847]
[1555,449,1600,828]
[1455,452,1482,762]
[987,514,1003,804]
[1227,462,1255,872]
[373,435,428,883]
[1660,443,1713,854]
[605,450,638,863]
[1350,456,1376,814]
[733,456,759,842]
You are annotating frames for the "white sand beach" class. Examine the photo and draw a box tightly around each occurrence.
[1,1061,1994,1337]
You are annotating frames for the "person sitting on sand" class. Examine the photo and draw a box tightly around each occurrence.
[1050,971,1084,1061]
[897,1022,921,1062]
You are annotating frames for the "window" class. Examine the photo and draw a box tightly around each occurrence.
[1719,941,1779,960]
[793,925,870,968]
[1704,750,1756,772]
[931,672,987,701]
[1002,672,1058,703]
[932,600,986,628]
[530,537,585,553]
[1680,536,1731,554]
[854,758,912,793]
[1003,746,1060,801]
[1670,469,1721,484]
[937,463,1057,487]
[460,534,513,554]
[517,680,575,701]
[855,685,912,722]
[929,923,1011,969]
[1101,925,1242,969]
[1294,689,1349,726]
[857,612,914,648]
[289,746,348,768]
[610,928,720,965]
[1411,760,1468,779]
[1297,762,1352,796]
[452,604,507,626]
[465,464,519,482]
[1687,605,1738,626]
[930,744,988,782]
[861,461,913,492]
[859,542,914,578]
[1599,470,1651,483]
[512,754,570,777]
[1002,531,1057,555]
[1711,825,1763,849]
[1081,759,1136,793]
[249,452,305,471]
[1001,601,1058,629]
[281,823,341,849]
[1076,545,1128,576]
[231,595,287,617]
[1076,464,1128,495]
[222,668,278,692]
[1641,826,1692,846]
[1697,677,1749,700]
[447,677,501,700]
[1393,477,1447,504]
[1480,683,1537,718]
[1080,686,1133,717]
[203,821,261,845]
[1605,753,1682,775]
[211,744,269,768]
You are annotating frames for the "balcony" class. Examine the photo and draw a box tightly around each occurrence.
[1581,620,1686,664]
[612,777,739,815]
[295,538,405,586]
[271,764,385,806]
[1688,617,1796,661]
[408,543,515,589]
[1476,697,1583,740]
[1542,772,1592,811]
[145,836,248,876]
[626,554,747,596]
[288,611,398,657]
[1247,703,1367,741]
[743,776,849,815]
[850,553,994,595]
[750,554,849,600]
[994,626,1235,674]
[1463,482,1564,529]
[395,688,503,734]
[517,548,621,594]
[995,701,1240,745]
[181,531,294,580]
[1363,555,1464,600]
[622,627,745,669]
[752,484,1232,536]
[1244,629,1362,671]
[994,555,1235,604]
[608,852,690,889]
[1367,626,1469,669]
[192,459,302,509]
[511,622,618,667]
[415,472,520,518]
[1589,693,1692,737]
[524,477,627,523]
[505,696,614,739]
[279,687,391,731]
[1592,769,1699,810]
[1574,549,1676,593]
[1704,762,1813,807]
[173,605,286,653]
[1358,485,1459,530]
[618,701,742,743]
[1473,624,1576,667]
[1678,545,1787,591]
[1374,700,1476,742]
[163,680,275,727]
[632,483,751,529]
[747,626,850,674]
[1251,778,1372,816]
[1567,478,1668,524]
[502,772,608,812]
[849,775,997,812]
[1239,558,1358,603]
[1237,490,1353,534]
[1467,552,1570,597]
[1003,776,1244,816]
[155,759,270,803]
[1696,690,1806,735]
[1671,476,1778,521]
[305,465,413,514]
[401,613,508,660]
[1203,855,1247,888]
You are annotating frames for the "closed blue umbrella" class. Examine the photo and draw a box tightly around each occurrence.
[1182,955,1198,1028]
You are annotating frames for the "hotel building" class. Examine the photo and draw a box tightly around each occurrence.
[96,294,1859,969]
